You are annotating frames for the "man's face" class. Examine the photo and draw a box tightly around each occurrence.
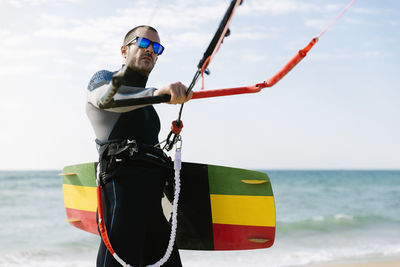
[122,28,161,76]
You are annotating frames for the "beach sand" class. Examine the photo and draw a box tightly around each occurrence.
[316,258,400,267]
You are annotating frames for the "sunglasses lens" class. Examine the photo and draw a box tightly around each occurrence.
[133,37,164,55]
[137,37,150,48]
[152,43,164,55]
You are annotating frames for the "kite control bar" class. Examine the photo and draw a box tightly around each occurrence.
[101,37,318,108]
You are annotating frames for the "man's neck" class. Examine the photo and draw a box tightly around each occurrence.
[122,65,149,87]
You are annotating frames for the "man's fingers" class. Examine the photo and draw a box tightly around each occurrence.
[157,82,191,105]
[169,82,190,104]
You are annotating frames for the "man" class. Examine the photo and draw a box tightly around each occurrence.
[86,25,191,267]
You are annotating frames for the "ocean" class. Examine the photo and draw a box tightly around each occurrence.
[1,169,399,267]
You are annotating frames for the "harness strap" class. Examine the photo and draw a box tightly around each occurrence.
[96,138,172,185]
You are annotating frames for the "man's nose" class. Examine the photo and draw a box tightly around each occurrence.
[144,43,154,54]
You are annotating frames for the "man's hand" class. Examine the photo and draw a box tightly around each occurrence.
[154,82,193,104]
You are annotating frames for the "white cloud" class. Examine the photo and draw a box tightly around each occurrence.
[282,38,312,51]
[0,28,61,76]
[34,15,121,43]
[6,0,24,8]
[310,48,383,62]
[168,32,213,49]
[230,26,281,41]
[6,0,81,8]
[26,2,239,64]
[0,41,59,60]
[342,17,369,25]
[305,18,329,30]
[390,20,400,27]
[0,0,368,81]
[303,2,374,31]
[240,0,318,15]
[361,50,383,58]
[38,13,67,26]
[32,0,313,47]
[352,7,382,15]
[26,0,290,63]
[116,2,230,32]
[0,64,37,76]
[0,29,30,46]
[322,4,344,13]
[237,51,267,63]
[52,57,75,65]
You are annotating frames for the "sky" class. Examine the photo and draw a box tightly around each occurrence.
[0,0,399,170]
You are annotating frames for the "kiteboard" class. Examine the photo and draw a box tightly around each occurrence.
[61,162,275,250]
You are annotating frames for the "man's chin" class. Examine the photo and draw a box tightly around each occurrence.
[129,64,153,77]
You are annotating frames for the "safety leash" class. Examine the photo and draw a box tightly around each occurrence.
[148,138,182,267]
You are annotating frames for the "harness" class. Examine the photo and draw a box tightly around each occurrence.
[95,137,182,267]
[96,138,172,186]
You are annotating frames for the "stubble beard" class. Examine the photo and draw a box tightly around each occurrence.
[128,55,155,77]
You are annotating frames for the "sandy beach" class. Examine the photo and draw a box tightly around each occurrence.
[337,261,400,267]
[316,258,400,267]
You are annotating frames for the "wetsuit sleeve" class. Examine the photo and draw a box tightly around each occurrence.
[87,70,157,113]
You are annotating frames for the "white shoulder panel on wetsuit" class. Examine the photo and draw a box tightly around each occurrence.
[87,80,157,113]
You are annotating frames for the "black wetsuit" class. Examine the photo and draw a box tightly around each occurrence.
[86,67,182,267]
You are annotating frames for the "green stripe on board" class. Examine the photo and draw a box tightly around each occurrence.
[208,165,273,196]
[62,162,97,187]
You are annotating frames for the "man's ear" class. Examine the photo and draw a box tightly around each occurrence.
[121,45,128,59]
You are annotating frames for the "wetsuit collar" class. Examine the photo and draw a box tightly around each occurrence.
[122,65,148,87]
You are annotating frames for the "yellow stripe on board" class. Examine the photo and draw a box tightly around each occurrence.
[62,184,97,212]
[210,194,275,227]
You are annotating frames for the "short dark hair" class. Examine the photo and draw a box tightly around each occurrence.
[123,25,158,46]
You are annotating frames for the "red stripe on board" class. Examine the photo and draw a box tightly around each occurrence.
[213,223,275,250]
[65,208,98,235]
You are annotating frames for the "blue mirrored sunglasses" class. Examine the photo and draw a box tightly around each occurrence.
[126,36,165,55]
